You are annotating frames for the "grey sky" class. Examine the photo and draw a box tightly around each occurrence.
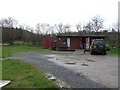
[0,0,119,31]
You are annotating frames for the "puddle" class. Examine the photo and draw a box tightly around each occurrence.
[45,55,57,60]
[45,55,56,58]
[64,61,76,65]
[48,58,57,61]
[81,63,89,66]
[86,59,95,62]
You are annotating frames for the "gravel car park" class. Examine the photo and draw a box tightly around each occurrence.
[11,50,118,88]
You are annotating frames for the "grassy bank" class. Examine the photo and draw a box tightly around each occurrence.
[1,44,51,58]
[2,59,58,88]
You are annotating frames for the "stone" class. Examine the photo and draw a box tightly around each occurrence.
[0,80,10,88]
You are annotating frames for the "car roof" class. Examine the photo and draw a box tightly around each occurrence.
[94,39,104,40]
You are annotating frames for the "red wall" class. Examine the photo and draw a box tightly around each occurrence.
[56,39,62,48]
[55,37,82,49]
[42,36,55,49]
[70,37,81,49]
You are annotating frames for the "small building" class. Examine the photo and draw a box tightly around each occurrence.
[42,36,56,49]
[55,35,105,50]
[42,35,105,50]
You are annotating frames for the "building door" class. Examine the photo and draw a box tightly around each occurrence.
[70,38,80,49]
[82,37,86,49]
[86,37,90,49]
[67,38,70,48]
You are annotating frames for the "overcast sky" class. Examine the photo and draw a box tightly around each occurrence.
[0,0,119,31]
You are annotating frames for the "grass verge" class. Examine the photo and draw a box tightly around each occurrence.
[0,60,2,80]
[1,44,51,58]
[109,47,120,56]
[2,59,58,88]
[0,46,2,58]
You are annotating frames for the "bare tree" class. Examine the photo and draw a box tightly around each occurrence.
[118,22,120,32]
[111,28,116,32]
[25,25,31,31]
[92,15,104,32]
[40,24,45,34]
[18,24,26,30]
[49,26,55,35]
[64,24,71,34]
[117,23,119,32]
[83,21,93,34]
[0,17,17,28]
[40,23,50,35]
[56,23,64,35]
[112,22,119,32]
[76,23,82,32]
[35,23,42,34]
[75,23,83,35]
[0,17,18,45]
[45,24,51,35]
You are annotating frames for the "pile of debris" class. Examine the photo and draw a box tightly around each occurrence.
[45,73,71,88]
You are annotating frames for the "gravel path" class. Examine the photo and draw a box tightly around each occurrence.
[10,52,108,88]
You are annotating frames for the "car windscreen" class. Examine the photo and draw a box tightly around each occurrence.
[93,40,105,45]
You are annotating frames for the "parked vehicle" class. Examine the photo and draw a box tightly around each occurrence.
[90,39,106,55]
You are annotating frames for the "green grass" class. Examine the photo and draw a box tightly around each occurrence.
[109,47,120,56]
[1,44,51,58]
[2,59,58,88]
[0,60,2,80]
[1,44,58,88]
[0,46,2,80]
[0,46,2,58]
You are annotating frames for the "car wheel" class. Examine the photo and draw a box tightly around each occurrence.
[103,52,106,55]
[90,51,94,55]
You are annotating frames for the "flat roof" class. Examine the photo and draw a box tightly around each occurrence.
[57,35,105,38]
